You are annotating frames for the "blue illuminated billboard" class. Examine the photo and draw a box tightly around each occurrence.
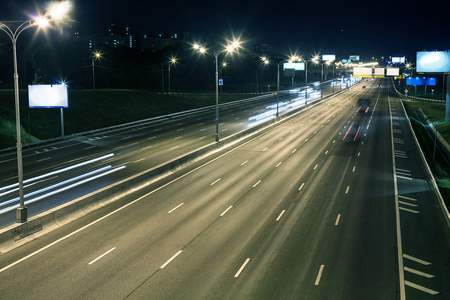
[417,51,450,73]
[406,78,436,86]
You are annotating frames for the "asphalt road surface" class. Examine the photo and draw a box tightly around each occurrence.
[0,79,449,299]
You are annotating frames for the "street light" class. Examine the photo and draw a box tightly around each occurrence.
[194,40,241,142]
[92,51,101,90]
[261,56,283,117]
[0,1,70,223]
[168,57,177,94]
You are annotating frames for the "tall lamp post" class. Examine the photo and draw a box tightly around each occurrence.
[0,2,69,223]
[92,52,101,90]
[168,57,177,94]
[194,40,241,142]
[261,57,282,117]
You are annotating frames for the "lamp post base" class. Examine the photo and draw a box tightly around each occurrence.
[16,207,27,223]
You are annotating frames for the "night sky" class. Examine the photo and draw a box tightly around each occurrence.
[1,0,449,60]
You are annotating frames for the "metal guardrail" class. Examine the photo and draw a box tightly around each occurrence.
[0,79,356,154]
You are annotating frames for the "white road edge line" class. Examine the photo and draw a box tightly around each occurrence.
[160,250,182,269]
[88,247,116,265]
[389,93,406,300]
[234,258,250,278]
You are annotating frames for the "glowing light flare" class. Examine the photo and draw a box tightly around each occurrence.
[35,16,49,27]
[48,1,70,20]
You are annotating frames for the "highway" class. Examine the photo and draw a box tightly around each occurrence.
[0,86,326,226]
[0,79,449,299]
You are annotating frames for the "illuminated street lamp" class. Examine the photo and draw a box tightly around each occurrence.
[0,1,70,223]
[92,51,101,90]
[261,56,282,117]
[194,40,241,142]
[168,57,177,94]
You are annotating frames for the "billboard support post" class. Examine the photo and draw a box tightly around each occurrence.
[60,108,64,137]
[446,74,450,122]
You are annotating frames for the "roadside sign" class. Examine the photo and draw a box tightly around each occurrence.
[219,79,223,86]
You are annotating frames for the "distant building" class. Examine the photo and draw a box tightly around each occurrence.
[136,32,190,52]
[70,20,189,52]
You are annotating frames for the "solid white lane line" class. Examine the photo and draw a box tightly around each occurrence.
[210,178,221,186]
[168,203,184,213]
[276,210,286,221]
[234,258,251,278]
[298,183,305,191]
[220,206,233,216]
[160,250,182,269]
[314,265,325,285]
[253,180,261,188]
[403,254,431,265]
[88,247,116,265]
[404,267,434,278]
[405,281,439,295]
[335,214,341,226]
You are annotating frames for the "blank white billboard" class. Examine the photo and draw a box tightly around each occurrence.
[28,84,69,108]
[386,68,400,76]
[392,56,405,63]
[353,67,372,77]
[374,68,385,76]
[283,62,305,71]
[322,55,336,61]
[417,51,450,73]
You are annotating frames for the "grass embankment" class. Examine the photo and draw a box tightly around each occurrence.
[0,89,246,149]
[403,101,450,209]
